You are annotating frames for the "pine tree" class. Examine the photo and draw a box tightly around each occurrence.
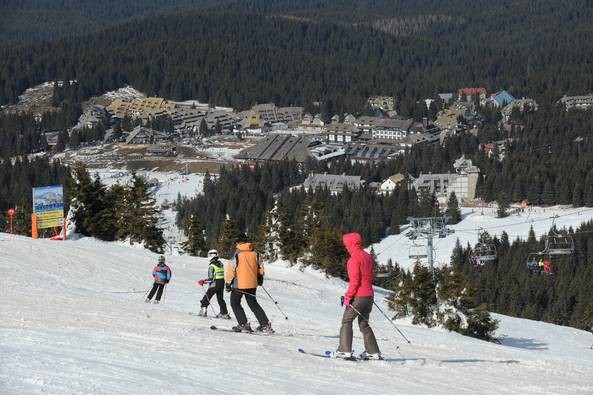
[68,163,106,236]
[276,198,306,264]
[181,214,207,256]
[199,118,209,137]
[252,210,278,262]
[418,190,439,217]
[214,216,240,259]
[497,192,510,218]
[68,130,80,148]
[302,219,348,279]
[125,174,164,252]
[54,133,66,152]
[446,192,462,224]
[409,263,438,326]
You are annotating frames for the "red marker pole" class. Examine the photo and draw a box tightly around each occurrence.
[7,208,15,234]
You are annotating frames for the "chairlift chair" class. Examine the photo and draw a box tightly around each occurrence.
[409,243,428,260]
[474,242,497,263]
[544,234,574,255]
[473,229,497,263]
[544,216,575,255]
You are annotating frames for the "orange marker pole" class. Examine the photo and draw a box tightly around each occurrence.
[31,214,38,239]
[7,208,15,234]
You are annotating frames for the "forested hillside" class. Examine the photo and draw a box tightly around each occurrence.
[0,0,218,42]
[2,1,593,112]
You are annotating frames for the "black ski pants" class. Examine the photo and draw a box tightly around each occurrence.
[230,288,269,327]
[147,282,166,301]
[201,280,228,315]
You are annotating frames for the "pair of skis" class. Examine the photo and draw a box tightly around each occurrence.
[298,349,360,361]
[298,348,419,364]
[189,312,232,320]
[209,325,275,336]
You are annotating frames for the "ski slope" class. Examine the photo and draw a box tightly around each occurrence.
[2,233,593,394]
[372,206,593,270]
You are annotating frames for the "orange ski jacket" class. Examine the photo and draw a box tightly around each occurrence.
[225,242,264,289]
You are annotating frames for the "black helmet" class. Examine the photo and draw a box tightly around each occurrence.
[236,232,248,243]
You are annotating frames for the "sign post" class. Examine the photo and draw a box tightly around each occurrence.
[7,208,15,234]
[32,185,65,238]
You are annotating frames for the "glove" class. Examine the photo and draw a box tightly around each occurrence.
[225,283,232,293]
[165,280,170,284]
[342,296,351,307]
[197,279,205,286]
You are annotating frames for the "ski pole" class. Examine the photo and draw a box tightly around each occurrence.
[200,284,218,316]
[348,304,404,353]
[373,301,411,344]
[162,284,167,304]
[229,287,288,319]
[261,285,289,320]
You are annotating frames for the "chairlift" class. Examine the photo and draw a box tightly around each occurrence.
[544,216,574,255]
[526,252,553,275]
[473,229,497,263]
[409,242,427,260]
[474,243,497,263]
[545,234,574,255]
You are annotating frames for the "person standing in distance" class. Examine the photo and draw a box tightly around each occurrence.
[225,234,273,333]
[336,232,382,360]
[146,255,171,304]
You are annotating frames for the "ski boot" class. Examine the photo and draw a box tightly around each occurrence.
[145,298,151,303]
[198,307,207,317]
[216,313,231,320]
[153,300,160,304]
[255,322,275,334]
[232,323,253,333]
[359,351,384,361]
[334,351,357,361]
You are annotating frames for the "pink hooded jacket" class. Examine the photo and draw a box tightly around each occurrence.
[343,232,374,299]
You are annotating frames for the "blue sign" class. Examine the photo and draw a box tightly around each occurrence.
[33,185,64,213]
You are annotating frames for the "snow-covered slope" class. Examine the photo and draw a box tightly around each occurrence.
[373,206,593,270]
[2,233,592,394]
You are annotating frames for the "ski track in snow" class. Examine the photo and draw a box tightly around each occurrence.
[2,233,593,394]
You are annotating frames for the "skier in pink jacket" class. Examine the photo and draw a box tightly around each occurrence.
[336,232,382,360]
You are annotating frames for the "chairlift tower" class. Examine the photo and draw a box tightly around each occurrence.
[406,215,451,272]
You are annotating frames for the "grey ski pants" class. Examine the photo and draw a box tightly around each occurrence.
[338,296,380,354]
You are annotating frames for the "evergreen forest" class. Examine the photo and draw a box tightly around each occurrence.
[2,1,593,114]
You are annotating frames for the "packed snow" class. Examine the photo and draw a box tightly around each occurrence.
[372,206,593,270]
[2,233,593,394]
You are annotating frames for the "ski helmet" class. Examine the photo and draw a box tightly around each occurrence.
[158,255,166,263]
[207,249,219,256]
[236,232,248,243]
